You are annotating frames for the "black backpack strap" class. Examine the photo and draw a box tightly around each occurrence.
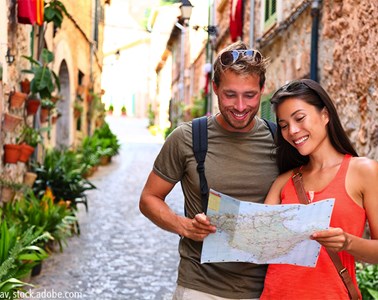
[192,116,209,214]
[262,118,277,139]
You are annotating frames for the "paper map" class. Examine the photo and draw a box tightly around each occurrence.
[201,189,335,267]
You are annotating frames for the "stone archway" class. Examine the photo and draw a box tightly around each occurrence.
[56,60,71,148]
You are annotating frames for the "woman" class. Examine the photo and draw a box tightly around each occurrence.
[260,79,378,299]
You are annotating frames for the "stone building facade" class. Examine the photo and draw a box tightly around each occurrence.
[1,0,109,183]
[154,0,377,160]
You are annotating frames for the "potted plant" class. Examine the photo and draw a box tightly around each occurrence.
[9,91,28,109]
[0,179,25,202]
[3,113,23,132]
[73,101,83,119]
[121,105,127,116]
[22,48,61,101]
[40,98,55,122]
[108,104,114,115]
[3,144,21,164]
[17,126,44,163]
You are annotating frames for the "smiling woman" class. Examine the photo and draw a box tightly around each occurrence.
[261,79,378,300]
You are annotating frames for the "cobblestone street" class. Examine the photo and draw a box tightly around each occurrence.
[28,116,184,300]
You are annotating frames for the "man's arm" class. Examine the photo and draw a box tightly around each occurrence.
[139,171,216,241]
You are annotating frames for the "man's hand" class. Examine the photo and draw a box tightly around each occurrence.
[181,213,216,242]
[311,227,351,252]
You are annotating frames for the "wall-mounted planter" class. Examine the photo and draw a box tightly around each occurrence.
[3,144,21,164]
[40,108,50,123]
[19,143,35,163]
[24,172,38,188]
[1,187,15,203]
[10,91,28,108]
[26,98,41,115]
[20,78,31,94]
[3,113,23,132]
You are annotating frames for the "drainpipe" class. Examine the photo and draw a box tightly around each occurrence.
[310,0,321,82]
[249,0,255,48]
[175,22,185,107]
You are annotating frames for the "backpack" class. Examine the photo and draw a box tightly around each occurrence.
[192,116,277,214]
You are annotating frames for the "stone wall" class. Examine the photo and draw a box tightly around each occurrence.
[319,0,378,159]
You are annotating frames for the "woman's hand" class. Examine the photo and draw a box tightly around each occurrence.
[311,227,351,252]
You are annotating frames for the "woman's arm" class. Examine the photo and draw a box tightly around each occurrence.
[312,157,378,264]
[264,171,292,204]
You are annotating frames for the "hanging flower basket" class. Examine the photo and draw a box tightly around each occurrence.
[3,113,23,132]
[3,144,21,164]
[10,91,28,108]
[26,98,41,115]
[18,143,35,163]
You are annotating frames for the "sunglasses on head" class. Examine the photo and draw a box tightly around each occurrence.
[220,49,262,66]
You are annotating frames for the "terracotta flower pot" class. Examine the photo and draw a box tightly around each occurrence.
[3,144,21,164]
[3,113,23,132]
[40,108,50,123]
[10,91,28,108]
[1,187,15,203]
[20,79,31,94]
[24,172,38,188]
[18,143,35,163]
[26,98,41,115]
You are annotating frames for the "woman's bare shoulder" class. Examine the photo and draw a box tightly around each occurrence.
[350,156,378,176]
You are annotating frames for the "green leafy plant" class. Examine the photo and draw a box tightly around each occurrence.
[41,98,55,110]
[92,122,121,157]
[74,101,83,113]
[44,0,68,29]
[357,262,378,299]
[17,126,47,148]
[22,49,60,99]
[2,189,77,252]
[32,149,96,211]
[190,91,206,118]
[0,220,50,295]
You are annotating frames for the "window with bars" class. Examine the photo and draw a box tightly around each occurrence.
[264,0,277,31]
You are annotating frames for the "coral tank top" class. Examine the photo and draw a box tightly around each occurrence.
[261,155,366,300]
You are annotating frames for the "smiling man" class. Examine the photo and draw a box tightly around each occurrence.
[139,41,278,300]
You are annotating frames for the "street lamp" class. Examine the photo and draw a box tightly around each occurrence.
[175,0,193,111]
[180,0,193,23]
[5,48,15,65]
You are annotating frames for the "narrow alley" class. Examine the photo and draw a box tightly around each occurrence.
[28,116,184,300]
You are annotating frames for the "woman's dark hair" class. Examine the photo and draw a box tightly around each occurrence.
[270,79,358,174]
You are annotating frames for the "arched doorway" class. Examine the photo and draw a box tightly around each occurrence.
[56,60,71,148]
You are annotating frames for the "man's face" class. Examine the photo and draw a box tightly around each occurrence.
[213,70,264,132]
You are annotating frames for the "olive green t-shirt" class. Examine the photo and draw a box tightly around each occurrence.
[153,115,278,299]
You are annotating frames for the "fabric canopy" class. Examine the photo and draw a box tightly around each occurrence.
[229,0,243,42]
[18,0,44,26]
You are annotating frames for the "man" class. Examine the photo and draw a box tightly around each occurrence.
[139,41,278,299]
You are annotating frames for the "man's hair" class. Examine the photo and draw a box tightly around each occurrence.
[212,41,269,88]
[270,78,358,174]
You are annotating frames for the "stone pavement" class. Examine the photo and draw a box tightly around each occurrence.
[27,116,184,300]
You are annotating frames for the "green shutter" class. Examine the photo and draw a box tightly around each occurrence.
[260,94,275,122]
[264,0,277,31]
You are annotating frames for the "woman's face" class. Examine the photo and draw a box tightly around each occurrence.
[276,97,329,156]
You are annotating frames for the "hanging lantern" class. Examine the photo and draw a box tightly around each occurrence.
[18,0,44,25]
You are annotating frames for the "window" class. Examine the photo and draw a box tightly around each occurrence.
[260,94,275,122]
[264,0,277,31]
